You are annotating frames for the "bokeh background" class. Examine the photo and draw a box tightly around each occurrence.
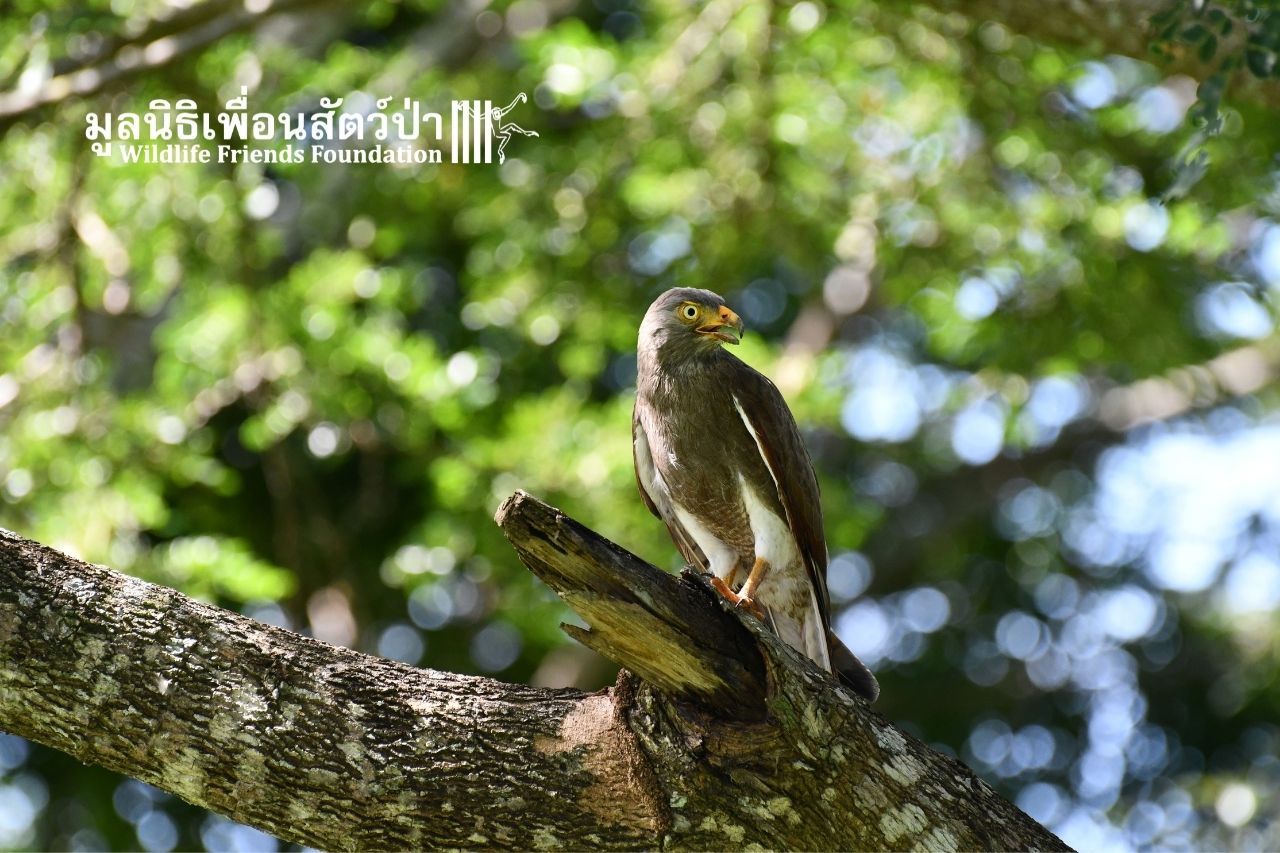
[2,0,1279,850]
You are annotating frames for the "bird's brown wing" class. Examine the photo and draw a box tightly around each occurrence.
[632,403,661,520]
[727,361,880,701]
[633,401,707,569]
[725,359,831,621]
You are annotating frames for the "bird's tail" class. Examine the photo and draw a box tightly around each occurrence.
[808,584,879,702]
[766,587,880,703]
[828,630,879,702]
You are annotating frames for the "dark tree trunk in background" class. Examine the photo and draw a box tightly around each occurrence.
[0,494,1070,851]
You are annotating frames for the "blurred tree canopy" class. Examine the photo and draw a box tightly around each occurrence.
[1,0,1279,850]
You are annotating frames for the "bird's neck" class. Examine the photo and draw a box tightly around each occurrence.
[639,342,732,392]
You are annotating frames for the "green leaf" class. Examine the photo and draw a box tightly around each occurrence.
[1198,34,1218,61]
[1246,46,1275,77]
[1181,23,1210,42]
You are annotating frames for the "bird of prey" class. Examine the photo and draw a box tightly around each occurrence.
[633,287,879,702]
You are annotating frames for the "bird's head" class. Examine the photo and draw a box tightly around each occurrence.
[638,287,745,364]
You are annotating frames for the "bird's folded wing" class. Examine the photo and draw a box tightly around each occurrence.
[632,404,662,520]
[633,403,706,569]
[727,364,831,617]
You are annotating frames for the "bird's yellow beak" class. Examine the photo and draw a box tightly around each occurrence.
[696,305,744,345]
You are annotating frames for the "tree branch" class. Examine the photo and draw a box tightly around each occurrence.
[0,0,334,131]
[494,490,767,719]
[0,494,1071,850]
[916,0,1280,107]
[0,0,581,132]
[0,527,662,850]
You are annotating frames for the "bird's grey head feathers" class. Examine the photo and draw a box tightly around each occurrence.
[638,287,745,367]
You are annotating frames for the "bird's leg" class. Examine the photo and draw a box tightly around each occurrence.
[707,574,738,602]
[707,560,767,620]
[706,563,741,600]
[736,556,770,618]
[725,564,744,589]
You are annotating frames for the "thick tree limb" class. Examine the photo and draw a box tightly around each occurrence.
[0,527,663,850]
[496,492,1071,851]
[0,494,1070,850]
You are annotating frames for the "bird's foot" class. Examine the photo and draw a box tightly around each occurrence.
[707,575,765,620]
[706,574,735,601]
[736,596,766,621]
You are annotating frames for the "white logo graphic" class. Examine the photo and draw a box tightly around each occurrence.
[452,93,540,164]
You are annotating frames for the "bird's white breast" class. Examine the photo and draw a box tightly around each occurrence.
[671,501,739,578]
[737,474,800,571]
[737,476,828,671]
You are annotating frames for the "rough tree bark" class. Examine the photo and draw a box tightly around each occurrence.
[0,491,1070,851]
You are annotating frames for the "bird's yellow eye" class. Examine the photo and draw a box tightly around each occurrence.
[680,304,699,321]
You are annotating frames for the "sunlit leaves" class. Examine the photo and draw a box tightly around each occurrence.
[149,535,296,602]
[2,0,1280,848]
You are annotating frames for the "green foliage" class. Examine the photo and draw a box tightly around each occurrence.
[1152,0,1280,82]
[1,0,1279,850]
